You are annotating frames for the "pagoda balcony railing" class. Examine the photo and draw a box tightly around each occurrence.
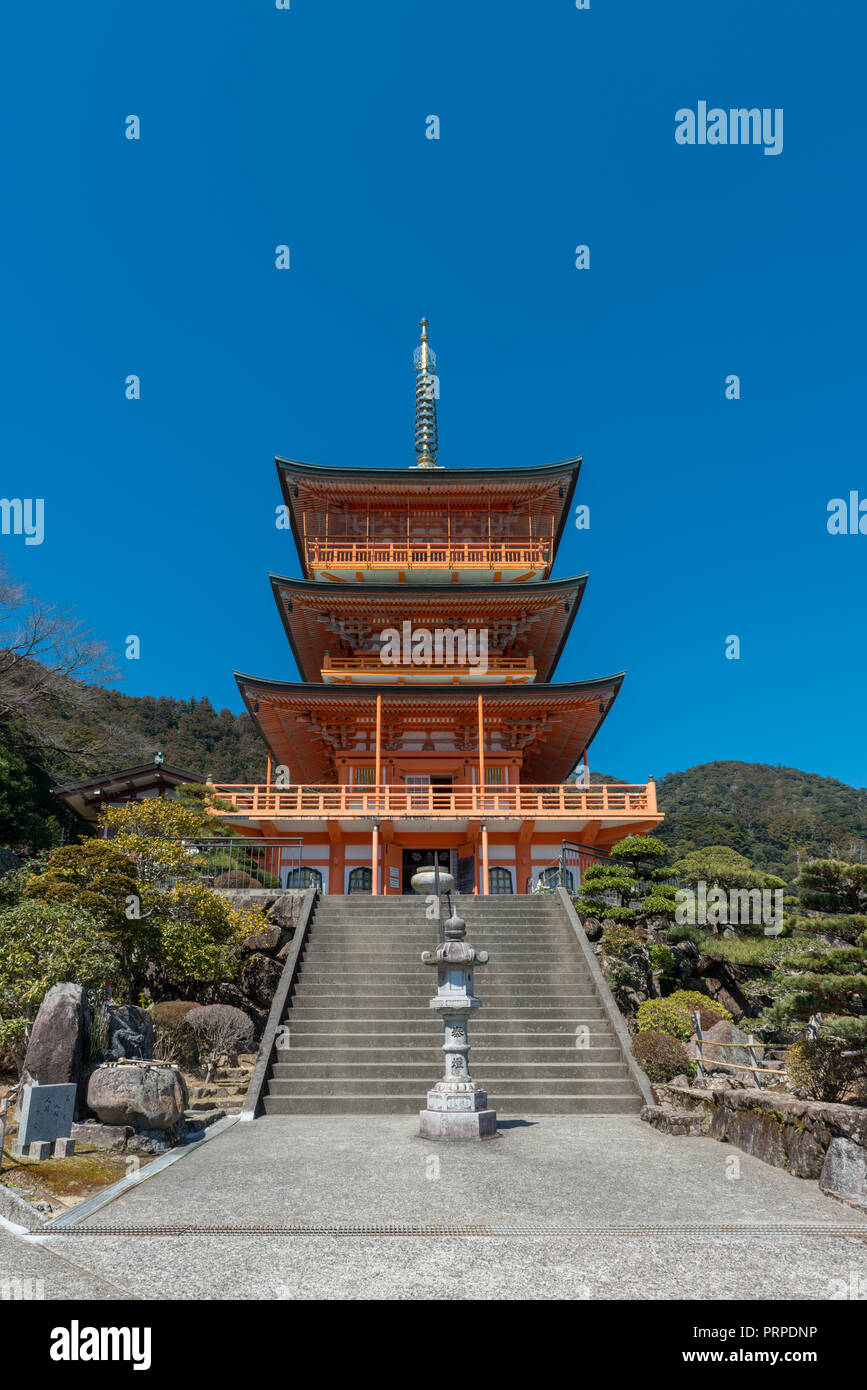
[306,540,550,570]
[321,653,535,680]
[212,781,658,819]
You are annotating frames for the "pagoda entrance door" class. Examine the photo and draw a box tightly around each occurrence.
[401,848,450,896]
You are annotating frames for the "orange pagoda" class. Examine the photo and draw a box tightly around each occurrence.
[215,320,662,893]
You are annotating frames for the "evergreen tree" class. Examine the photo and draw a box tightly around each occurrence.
[766,859,867,1045]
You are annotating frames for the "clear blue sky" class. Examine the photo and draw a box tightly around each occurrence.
[2,2,865,788]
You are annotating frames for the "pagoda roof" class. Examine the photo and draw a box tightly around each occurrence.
[269,573,588,683]
[233,671,623,785]
[275,455,581,575]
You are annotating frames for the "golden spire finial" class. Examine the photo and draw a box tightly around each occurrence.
[411,317,441,468]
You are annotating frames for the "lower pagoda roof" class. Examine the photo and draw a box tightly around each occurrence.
[269,573,588,683]
[233,673,624,785]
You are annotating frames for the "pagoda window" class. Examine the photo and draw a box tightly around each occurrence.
[286,867,323,890]
[351,766,376,785]
[348,866,372,894]
[489,866,514,895]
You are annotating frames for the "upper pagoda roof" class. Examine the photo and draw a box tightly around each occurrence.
[275,455,581,575]
[269,572,588,683]
[233,670,623,785]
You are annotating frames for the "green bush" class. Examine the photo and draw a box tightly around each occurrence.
[600,925,642,960]
[637,990,732,1040]
[787,1038,867,1104]
[648,944,675,977]
[632,1030,691,1083]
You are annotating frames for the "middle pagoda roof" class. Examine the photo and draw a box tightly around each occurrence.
[270,573,588,684]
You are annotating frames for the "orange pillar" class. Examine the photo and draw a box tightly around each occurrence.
[371,822,379,895]
[373,693,383,894]
[481,822,489,896]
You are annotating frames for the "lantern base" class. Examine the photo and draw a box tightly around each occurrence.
[419,1107,498,1140]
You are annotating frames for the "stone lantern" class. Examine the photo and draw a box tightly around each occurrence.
[411,863,497,1140]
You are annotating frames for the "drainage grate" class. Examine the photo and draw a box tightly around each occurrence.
[48,1221,867,1239]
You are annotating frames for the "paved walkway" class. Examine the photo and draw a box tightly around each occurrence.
[5,1115,867,1299]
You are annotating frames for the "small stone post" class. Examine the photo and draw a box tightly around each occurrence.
[412,865,497,1140]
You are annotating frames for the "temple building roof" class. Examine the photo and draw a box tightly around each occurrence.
[269,573,588,683]
[232,673,623,785]
[53,761,202,828]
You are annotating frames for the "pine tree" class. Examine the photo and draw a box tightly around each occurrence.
[767,859,867,1045]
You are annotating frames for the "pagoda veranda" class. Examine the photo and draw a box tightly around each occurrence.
[214,320,661,894]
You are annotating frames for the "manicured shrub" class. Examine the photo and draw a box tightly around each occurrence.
[637,990,732,1040]
[632,1030,691,1084]
[186,1004,254,1082]
[787,1038,867,1104]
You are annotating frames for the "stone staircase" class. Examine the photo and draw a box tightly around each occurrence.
[262,893,643,1116]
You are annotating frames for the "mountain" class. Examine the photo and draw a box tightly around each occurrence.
[652,761,867,881]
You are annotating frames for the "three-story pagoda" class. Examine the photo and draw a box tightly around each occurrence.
[217,321,662,893]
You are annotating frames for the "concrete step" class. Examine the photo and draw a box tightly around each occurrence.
[263,1094,642,1116]
[286,1006,608,1020]
[275,1045,624,1064]
[281,1018,617,1036]
[271,1061,631,1079]
[294,973,591,984]
[267,1077,637,1098]
[292,989,603,1004]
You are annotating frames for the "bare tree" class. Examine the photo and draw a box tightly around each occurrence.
[0,562,118,768]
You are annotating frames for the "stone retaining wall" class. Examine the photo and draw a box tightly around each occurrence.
[643,1085,867,1213]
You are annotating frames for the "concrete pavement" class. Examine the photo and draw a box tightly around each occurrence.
[4,1114,866,1299]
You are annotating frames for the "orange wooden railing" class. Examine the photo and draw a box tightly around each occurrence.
[321,653,535,677]
[211,782,658,819]
[307,541,550,570]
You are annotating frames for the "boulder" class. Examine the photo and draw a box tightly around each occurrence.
[22,983,91,1114]
[266,893,306,933]
[87,1064,188,1132]
[70,1121,134,1153]
[688,1019,763,1074]
[239,952,284,1008]
[819,1137,867,1212]
[101,1004,154,1061]
[242,924,282,954]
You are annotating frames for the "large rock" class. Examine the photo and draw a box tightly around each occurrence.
[71,1121,134,1153]
[820,1137,867,1212]
[266,893,306,932]
[22,983,91,1115]
[87,1064,188,1132]
[242,924,282,954]
[101,1004,154,1061]
[688,1019,763,1074]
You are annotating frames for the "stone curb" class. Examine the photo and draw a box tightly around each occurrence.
[0,1182,46,1232]
[240,885,318,1121]
[556,887,654,1107]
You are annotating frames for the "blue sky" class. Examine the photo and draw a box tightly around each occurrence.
[2,1,865,788]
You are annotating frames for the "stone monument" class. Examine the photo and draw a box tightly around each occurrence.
[16,1083,77,1159]
[412,863,498,1140]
